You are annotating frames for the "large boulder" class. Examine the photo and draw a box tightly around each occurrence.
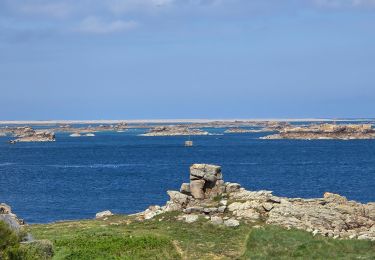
[189,164,225,199]
[95,210,113,219]
[190,180,205,199]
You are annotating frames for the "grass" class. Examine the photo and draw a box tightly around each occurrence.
[0,220,52,260]
[53,234,178,260]
[27,213,375,260]
[243,226,375,259]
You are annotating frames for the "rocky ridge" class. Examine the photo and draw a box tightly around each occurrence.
[11,128,55,143]
[140,126,209,136]
[6,127,55,143]
[137,164,375,241]
[262,124,375,140]
[224,128,264,133]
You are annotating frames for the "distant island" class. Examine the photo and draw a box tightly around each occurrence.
[1,120,375,142]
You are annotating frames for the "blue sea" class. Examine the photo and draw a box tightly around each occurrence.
[1,127,375,223]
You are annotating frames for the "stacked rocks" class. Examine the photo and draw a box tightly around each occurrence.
[137,164,375,240]
[180,164,225,200]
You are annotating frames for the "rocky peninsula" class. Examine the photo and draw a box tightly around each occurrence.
[140,126,209,136]
[136,164,375,241]
[261,123,375,140]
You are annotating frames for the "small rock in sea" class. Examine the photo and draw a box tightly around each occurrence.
[224,219,240,227]
[95,210,113,219]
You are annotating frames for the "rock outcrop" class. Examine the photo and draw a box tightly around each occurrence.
[8,127,55,143]
[224,128,264,133]
[95,210,114,219]
[141,126,209,136]
[137,164,375,241]
[262,124,375,140]
[0,203,24,232]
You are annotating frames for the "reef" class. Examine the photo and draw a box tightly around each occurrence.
[140,126,209,136]
[261,124,375,140]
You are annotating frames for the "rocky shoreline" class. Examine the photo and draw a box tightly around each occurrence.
[134,164,375,241]
[2,164,375,243]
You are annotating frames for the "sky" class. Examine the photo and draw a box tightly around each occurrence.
[0,0,374,120]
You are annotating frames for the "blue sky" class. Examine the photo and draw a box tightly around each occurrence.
[0,0,374,120]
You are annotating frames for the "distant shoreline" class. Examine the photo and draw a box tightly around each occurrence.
[0,118,373,125]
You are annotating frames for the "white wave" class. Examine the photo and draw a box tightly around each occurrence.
[47,164,135,169]
[0,163,15,167]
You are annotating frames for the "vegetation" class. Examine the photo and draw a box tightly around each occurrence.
[244,226,375,259]
[26,213,375,259]
[0,221,52,260]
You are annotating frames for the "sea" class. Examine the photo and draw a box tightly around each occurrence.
[1,123,375,223]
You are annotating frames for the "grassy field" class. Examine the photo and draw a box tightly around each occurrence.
[27,212,375,260]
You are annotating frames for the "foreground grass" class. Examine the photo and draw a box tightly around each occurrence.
[244,226,375,259]
[28,213,375,260]
[0,221,52,260]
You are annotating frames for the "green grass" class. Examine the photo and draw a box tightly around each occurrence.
[53,234,179,260]
[27,213,375,260]
[242,226,375,259]
[0,221,52,260]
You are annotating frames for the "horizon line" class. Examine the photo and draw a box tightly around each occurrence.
[1,118,374,125]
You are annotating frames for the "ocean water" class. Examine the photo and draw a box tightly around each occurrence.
[0,128,375,223]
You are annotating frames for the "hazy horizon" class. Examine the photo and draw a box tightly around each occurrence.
[0,117,374,125]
